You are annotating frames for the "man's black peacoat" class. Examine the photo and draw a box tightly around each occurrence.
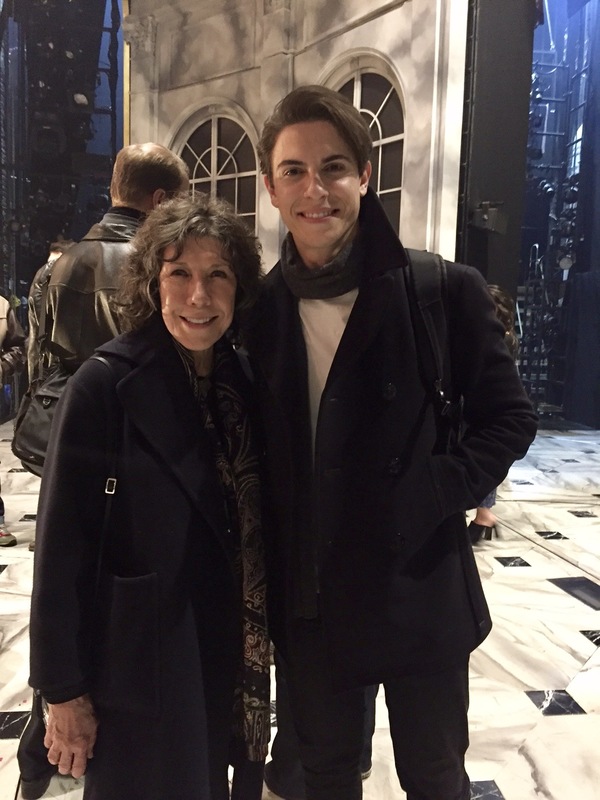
[244,190,538,691]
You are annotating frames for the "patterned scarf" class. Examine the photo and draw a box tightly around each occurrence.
[175,337,270,761]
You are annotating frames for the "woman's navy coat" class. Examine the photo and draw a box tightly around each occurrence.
[29,317,242,800]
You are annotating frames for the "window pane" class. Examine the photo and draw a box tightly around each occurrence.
[217,117,243,153]
[360,73,389,121]
[182,143,198,174]
[339,79,354,103]
[188,149,210,181]
[217,177,236,208]
[380,191,401,231]
[240,214,255,233]
[186,121,211,159]
[380,140,403,191]
[238,175,256,215]
[361,73,404,140]
[217,118,245,172]
[379,88,404,138]
[191,179,211,198]
[234,134,256,173]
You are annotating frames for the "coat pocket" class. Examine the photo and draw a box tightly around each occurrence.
[92,572,160,716]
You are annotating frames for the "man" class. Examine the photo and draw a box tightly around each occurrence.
[45,142,189,372]
[17,141,188,800]
[243,85,537,800]
[26,238,75,386]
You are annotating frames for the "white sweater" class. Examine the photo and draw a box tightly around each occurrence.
[298,288,359,447]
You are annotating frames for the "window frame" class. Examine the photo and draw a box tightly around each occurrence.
[323,55,406,233]
[168,102,259,231]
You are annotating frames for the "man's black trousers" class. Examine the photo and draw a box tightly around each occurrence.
[282,615,471,800]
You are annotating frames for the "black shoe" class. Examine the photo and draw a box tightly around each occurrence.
[263,761,305,800]
[19,770,56,800]
[468,521,496,545]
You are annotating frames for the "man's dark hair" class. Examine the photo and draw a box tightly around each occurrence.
[258,85,373,183]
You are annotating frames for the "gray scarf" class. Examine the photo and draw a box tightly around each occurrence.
[280,232,364,299]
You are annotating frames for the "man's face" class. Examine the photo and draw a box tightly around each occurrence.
[265,120,371,269]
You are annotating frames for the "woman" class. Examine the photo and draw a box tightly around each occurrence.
[28,194,270,800]
[468,283,520,544]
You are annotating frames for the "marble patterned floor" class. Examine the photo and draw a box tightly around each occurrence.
[1,421,599,800]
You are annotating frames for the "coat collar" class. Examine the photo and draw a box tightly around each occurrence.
[326,189,408,383]
[97,318,232,552]
[83,210,143,243]
[357,187,409,280]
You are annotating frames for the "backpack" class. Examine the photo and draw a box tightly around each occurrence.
[11,266,69,476]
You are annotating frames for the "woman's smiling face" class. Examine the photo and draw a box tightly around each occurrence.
[159,236,237,360]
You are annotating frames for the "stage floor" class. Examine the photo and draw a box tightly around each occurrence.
[1,422,599,800]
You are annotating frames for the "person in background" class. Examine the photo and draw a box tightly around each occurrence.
[243,84,537,800]
[45,142,190,373]
[468,284,520,544]
[17,142,190,798]
[0,291,26,547]
[27,194,270,800]
[26,238,76,386]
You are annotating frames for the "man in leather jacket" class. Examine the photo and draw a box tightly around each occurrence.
[45,142,189,372]
[26,239,75,385]
[17,141,188,800]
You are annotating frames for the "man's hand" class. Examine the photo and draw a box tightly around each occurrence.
[44,694,98,778]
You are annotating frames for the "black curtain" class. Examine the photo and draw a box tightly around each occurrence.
[563,271,600,427]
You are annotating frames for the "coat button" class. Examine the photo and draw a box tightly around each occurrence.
[387,457,402,475]
[390,533,406,552]
[382,382,397,400]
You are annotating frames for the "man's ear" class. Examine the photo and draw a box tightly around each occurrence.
[152,188,167,208]
[264,175,279,208]
[359,161,372,196]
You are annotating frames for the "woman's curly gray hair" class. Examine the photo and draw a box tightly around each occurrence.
[115,193,263,332]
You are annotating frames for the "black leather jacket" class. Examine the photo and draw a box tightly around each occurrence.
[46,209,143,371]
[0,295,26,382]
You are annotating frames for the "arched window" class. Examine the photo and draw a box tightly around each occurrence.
[180,116,257,231]
[337,71,404,232]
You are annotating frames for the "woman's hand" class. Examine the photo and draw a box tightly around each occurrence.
[44,693,98,778]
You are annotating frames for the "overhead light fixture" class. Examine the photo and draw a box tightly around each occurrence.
[559,254,574,270]
[73,93,89,106]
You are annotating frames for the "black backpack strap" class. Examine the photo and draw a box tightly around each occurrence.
[37,264,54,349]
[404,248,452,418]
[89,354,125,601]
